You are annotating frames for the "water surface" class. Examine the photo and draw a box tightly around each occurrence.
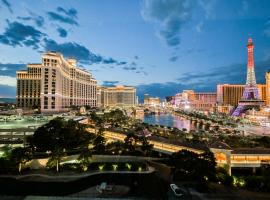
[143,114,195,131]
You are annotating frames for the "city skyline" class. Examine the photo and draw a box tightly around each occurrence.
[1,0,270,101]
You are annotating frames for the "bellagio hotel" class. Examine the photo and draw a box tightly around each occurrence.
[16,52,97,113]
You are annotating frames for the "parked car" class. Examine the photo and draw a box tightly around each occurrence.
[170,184,184,197]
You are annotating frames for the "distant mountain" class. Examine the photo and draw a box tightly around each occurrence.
[0,98,16,103]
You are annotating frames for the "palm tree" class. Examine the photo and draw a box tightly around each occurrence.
[48,147,64,172]
[10,147,32,173]
[78,147,92,171]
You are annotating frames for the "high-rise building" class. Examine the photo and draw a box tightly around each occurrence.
[217,84,244,107]
[217,84,267,107]
[174,90,216,111]
[232,37,264,116]
[144,94,160,107]
[16,64,42,109]
[17,52,97,112]
[266,71,270,106]
[98,85,136,108]
[144,94,150,104]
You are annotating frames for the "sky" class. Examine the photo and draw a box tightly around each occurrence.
[1,0,270,101]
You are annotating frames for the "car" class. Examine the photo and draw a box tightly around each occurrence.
[170,184,184,197]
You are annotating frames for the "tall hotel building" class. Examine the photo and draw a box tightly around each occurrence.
[17,52,97,113]
[97,85,136,108]
[217,84,267,107]
[16,64,42,108]
[174,90,217,111]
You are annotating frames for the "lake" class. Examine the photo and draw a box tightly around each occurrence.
[143,114,195,131]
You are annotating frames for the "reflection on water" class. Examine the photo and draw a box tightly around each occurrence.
[143,114,195,131]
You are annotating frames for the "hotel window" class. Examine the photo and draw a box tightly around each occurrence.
[44,96,48,109]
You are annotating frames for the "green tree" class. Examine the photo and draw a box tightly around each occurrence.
[93,135,106,154]
[9,147,32,173]
[28,117,92,172]
[170,149,216,182]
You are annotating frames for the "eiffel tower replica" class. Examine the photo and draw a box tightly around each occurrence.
[232,37,264,116]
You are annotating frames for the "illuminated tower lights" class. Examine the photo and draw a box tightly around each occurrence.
[232,37,264,116]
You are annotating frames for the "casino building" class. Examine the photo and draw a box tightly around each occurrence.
[16,52,97,113]
[97,85,137,108]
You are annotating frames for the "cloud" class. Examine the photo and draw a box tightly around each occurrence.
[47,7,79,26]
[123,66,137,71]
[0,63,25,77]
[177,59,270,89]
[1,0,13,13]
[0,21,45,49]
[169,56,178,62]
[57,27,68,38]
[198,0,216,19]
[136,58,270,102]
[122,62,138,71]
[57,7,77,19]
[102,57,118,64]
[43,38,125,65]
[0,75,16,87]
[141,0,195,48]
[117,61,127,65]
[17,12,45,27]
[102,81,119,86]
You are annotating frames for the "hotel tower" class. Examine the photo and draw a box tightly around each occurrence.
[17,52,97,113]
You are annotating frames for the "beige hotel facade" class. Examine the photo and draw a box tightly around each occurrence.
[97,85,137,108]
[17,52,97,113]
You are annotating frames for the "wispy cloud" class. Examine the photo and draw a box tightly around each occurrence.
[177,59,270,87]
[17,12,45,27]
[0,63,25,77]
[43,38,126,65]
[0,20,45,49]
[57,7,77,19]
[0,75,16,87]
[0,18,126,66]
[56,27,67,38]
[141,0,195,48]
[1,0,13,13]
[47,7,79,26]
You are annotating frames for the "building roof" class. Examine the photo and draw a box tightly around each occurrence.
[148,135,208,151]
[232,148,270,155]
[208,141,232,150]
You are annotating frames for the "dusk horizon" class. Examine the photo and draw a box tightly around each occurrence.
[1,0,270,101]
[1,1,270,199]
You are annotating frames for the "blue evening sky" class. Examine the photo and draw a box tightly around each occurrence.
[1,0,270,101]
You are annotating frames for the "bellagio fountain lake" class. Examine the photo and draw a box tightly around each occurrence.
[143,113,195,131]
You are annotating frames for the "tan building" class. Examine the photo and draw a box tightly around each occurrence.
[174,90,216,111]
[16,64,42,109]
[97,85,136,108]
[17,52,97,112]
[266,71,270,106]
[144,94,160,106]
[217,84,266,107]
[193,92,217,111]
